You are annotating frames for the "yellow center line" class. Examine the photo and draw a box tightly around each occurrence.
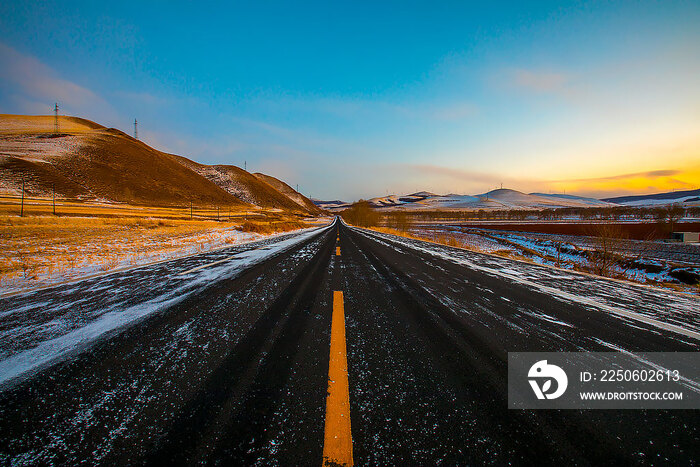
[323,291,353,466]
[336,246,341,256]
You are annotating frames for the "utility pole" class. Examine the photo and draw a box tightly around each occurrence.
[296,184,299,192]
[54,103,59,133]
[52,183,56,215]
[244,160,247,171]
[134,119,138,140]
[20,176,25,217]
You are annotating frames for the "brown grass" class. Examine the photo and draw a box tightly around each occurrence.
[0,195,260,221]
[1,114,320,216]
[369,227,480,254]
[239,219,309,234]
[0,114,103,135]
[253,172,323,215]
[0,211,313,291]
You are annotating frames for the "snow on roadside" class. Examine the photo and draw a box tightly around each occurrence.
[414,225,700,291]
[0,224,331,388]
[354,226,700,342]
[1,225,310,297]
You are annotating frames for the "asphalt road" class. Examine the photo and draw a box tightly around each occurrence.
[0,218,698,465]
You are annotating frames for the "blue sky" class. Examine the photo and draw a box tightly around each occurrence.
[1,1,699,200]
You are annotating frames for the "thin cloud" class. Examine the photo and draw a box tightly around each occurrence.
[385,164,698,199]
[555,169,682,183]
[428,102,478,121]
[257,94,478,123]
[392,164,541,193]
[0,42,115,119]
[513,69,569,93]
[508,68,587,103]
[401,164,505,184]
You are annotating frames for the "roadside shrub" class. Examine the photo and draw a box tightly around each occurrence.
[584,223,628,277]
[239,221,273,234]
[340,201,380,227]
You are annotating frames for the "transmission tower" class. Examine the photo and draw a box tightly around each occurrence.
[54,103,59,133]
[134,119,138,140]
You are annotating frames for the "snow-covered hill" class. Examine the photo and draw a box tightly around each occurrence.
[361,189,614,211]
[312,199,351,210]
[603,189,700,207]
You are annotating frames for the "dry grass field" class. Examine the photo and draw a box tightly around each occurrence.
[0,195,261,221]
[0,197,319,294]
[0,111,328,294]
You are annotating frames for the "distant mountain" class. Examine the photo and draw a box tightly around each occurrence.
[349,187,700,211]
[312,199,350,210]
[529,192,611,207]
[357,188,614,211]
[0,113,321,215]
[603,188,700,206]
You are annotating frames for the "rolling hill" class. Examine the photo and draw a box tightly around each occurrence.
[312,199,351,210]
[0,114,321,215]
[359,189,613,211]
[603,188,700,206]
[174,157,321,214]
[253,173,323,215]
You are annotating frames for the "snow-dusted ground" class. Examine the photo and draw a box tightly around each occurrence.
[483,229,700,265]
[411,227,521,255]
[0,224,331,388]
[356,227,700,342]
[0,135,84,161]
[0,134,86,195]
[0,225,319,296]
[413,225,700,289]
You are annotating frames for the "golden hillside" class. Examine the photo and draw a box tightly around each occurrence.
[0,114,321,215]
